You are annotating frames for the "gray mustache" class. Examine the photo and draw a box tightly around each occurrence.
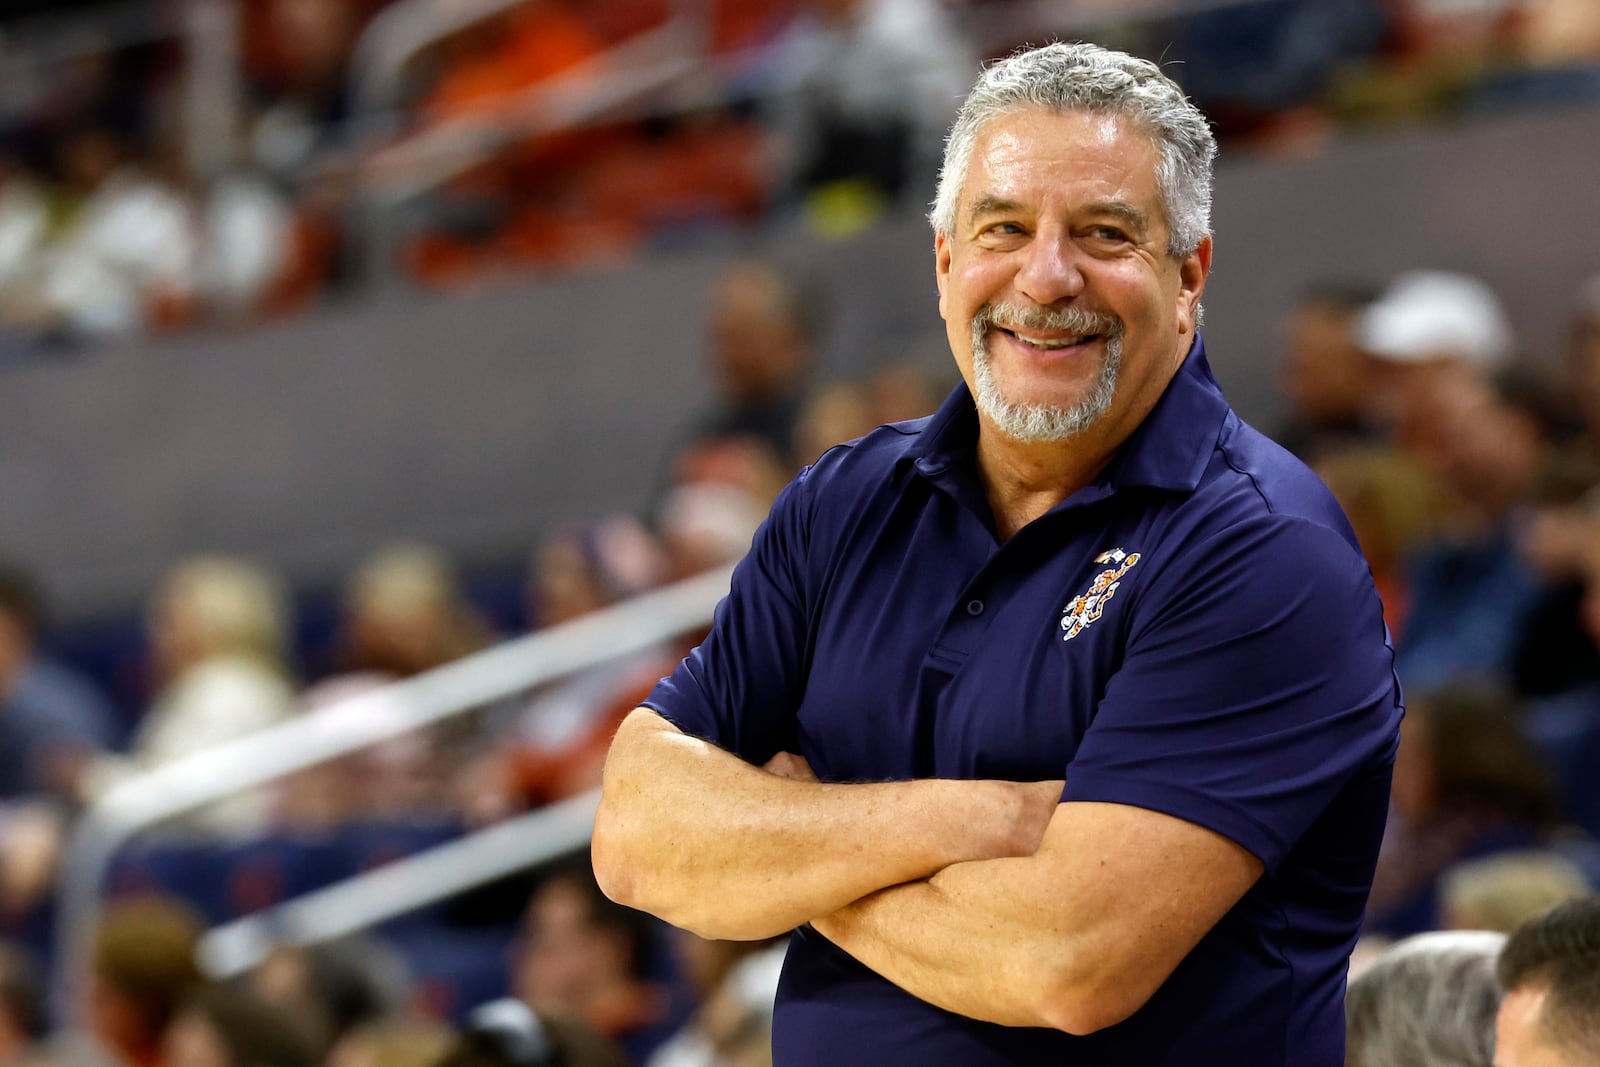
[978,303,1125,338]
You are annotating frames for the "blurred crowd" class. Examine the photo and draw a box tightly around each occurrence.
[0,256,943,1067]
[0,0,1598,349]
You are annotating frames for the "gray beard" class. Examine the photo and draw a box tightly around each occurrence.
[969,303,1124,443]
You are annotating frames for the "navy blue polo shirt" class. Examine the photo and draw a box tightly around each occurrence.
[645,337,1403,1066]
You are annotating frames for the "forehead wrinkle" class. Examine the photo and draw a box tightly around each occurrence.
[956,108,1182,256]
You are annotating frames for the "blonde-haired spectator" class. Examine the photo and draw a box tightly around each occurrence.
[79,555,296,835]
[1441,850,1593,934]
[337,543,493,678]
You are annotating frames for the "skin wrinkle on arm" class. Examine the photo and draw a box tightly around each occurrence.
[591,707,1063,942]
[809,798,1264,1035]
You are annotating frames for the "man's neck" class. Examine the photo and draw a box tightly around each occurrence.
[976,431,1118,542]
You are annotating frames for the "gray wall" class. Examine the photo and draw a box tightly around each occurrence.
[3,105,1597,619]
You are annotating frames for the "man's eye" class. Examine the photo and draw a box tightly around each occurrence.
[984,222,1024,237]
[1090,226,1128,242]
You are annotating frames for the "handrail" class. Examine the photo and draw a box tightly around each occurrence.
[350,0,535,119]
[360,17,705,208]
[52,562,734,1028]
[196,789,602,980]
[348,0,711,126]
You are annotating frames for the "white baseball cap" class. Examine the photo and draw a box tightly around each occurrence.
[1356,270,1514,370]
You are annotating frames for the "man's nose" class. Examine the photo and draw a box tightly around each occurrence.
[1014,231,1086,307]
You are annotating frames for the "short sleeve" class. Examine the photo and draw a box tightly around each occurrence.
[1062,516,1402,873]
[643,472,814,764]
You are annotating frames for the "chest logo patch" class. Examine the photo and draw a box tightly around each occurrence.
[1060,548,1141,642]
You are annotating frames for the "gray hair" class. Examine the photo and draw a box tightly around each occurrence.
[1345,931,1507,1067]
[929,42,1216,259]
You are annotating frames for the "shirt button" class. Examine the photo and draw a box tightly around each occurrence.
[966,599,985,617]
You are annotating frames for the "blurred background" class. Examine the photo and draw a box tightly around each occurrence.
[0,0,1597,1064]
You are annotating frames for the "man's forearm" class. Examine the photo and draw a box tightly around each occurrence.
[810,801,1264,1036]
[810,856,1085,1031]
[592,708,1058,941]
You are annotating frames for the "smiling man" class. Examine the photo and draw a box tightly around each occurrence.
[593,43,1402,1066]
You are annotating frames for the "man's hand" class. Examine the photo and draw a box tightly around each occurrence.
[1002,778,1067,859]
[763,751,819,783]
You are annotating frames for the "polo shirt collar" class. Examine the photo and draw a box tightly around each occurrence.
[911,333,1229,497]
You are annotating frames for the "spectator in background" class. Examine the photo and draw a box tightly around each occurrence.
[790,379,875,467]
[1345,929,1505,1067]
[463,517,670,822]
[647,932,783,1067]
[1439,850,1593,934]
[85,895,205,1067]
[271,673,449,832]
[242,0,368,180]
[1354,274,1551,690]
[1516,275,1600,697]
[789,358,944,467]
[0,565,117,801]
[78,556,296,837]
[416,0,605,126]
[1495,895,1600,1067]
[1392,363,1554,692]
[687,261,819,466]
[335,543,493,679]
[246,936,405,1051]
[1565,274,1600,469]
[1468,0,1600,115]
[325,1018,451,1067]
[1368,684,1567,938]
[13,123,198,342]
[514,859,676,1064]
[161,986,325,1067]
[1313,447,1444,641]
[0,942,48,1067]
[0,153,49,344]
[1357,269,1514,449]
[764,0,973,232]
[1175,0,1387,148]
[433,997,629,1067]
[1271,282,1383,462]
[193,156,300,324]
[1324,0,1518,128]
[306,544,496,824]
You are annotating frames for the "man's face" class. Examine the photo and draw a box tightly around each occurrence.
[1496,987,1577,1067]
[935,107,1209,448]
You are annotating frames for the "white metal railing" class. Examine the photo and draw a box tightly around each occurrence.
[52,562,734,1028]
[358,19,707,208]
[197,789,603,979]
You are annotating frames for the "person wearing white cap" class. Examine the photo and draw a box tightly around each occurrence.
[1357,270,1515,372]
[1356,271,1517,450]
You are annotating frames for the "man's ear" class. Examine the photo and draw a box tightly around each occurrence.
[935,231,952,321]
[1177,235,1212,336]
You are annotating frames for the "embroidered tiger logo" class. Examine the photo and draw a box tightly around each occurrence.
[1060,548,1141,641]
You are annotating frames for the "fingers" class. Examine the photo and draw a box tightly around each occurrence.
[764,751,819,783]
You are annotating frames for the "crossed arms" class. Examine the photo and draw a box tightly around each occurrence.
[591,707,1263,1036]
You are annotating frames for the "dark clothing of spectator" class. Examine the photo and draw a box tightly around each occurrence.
[0,656,117,798]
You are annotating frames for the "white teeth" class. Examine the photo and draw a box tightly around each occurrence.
[1011,332,1088,350]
